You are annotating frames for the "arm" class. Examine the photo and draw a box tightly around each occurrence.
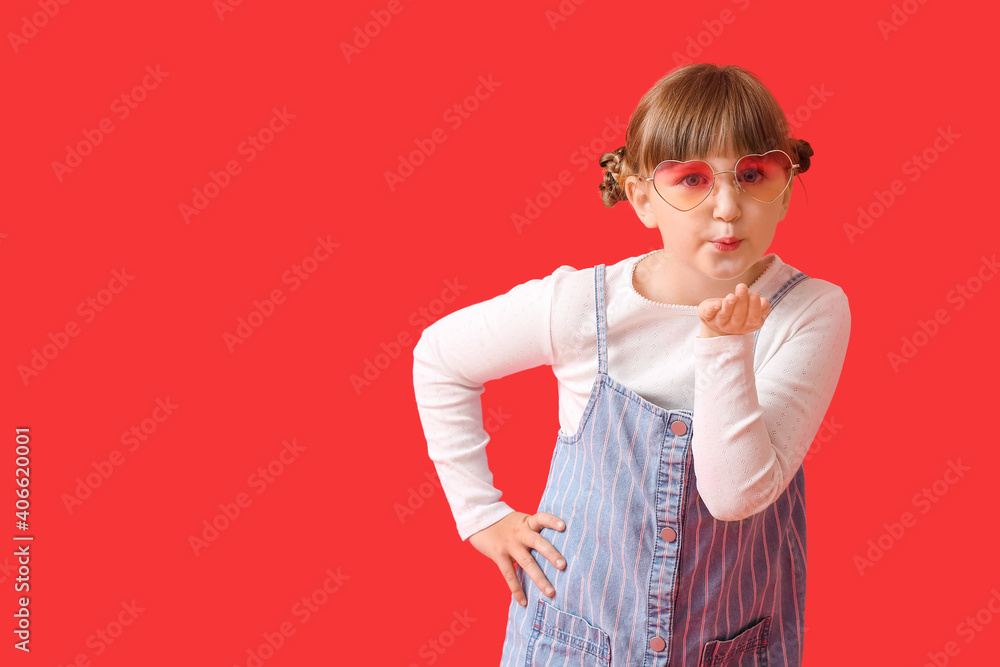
[412,266,570,541]
[691,283,851,521]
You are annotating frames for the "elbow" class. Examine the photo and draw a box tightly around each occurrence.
[699,455,787,522]
[413,327,430,355]
[701,495,754,522]
[412,326,437,367]
[698,479,783,522]
[412,335,425,367]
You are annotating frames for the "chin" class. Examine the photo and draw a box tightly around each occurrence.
[703,256,753,276]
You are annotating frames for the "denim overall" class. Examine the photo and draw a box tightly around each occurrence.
[499,263,811,667]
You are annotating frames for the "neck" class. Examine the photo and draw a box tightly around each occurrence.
[634,252,774,307]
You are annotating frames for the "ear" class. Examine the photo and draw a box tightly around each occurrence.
[625,176,659,230]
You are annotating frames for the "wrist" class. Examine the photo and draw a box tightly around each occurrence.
[698,322,727,339]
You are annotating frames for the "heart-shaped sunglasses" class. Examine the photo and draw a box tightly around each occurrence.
[642,149,799,211]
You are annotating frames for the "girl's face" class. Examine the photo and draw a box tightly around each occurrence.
[625,151,792,303]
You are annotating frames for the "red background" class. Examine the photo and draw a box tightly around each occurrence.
[3,0,998,665]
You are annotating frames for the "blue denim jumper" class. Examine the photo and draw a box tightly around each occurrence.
[499,262,811,667]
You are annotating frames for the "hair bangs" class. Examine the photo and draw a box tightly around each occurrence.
[634,65,790,176]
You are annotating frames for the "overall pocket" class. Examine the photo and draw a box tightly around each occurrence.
[698,616,771,667]
[524,599,611,666]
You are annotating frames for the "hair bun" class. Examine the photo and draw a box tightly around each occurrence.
[599,146,627,208]
[792,138,813,174]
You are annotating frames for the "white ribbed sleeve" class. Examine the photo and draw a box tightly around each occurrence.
[691,283,850,520]
[412,269,562,541]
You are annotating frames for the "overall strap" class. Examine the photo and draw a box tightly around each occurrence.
[594,264,608,375]
[753,270,810,351]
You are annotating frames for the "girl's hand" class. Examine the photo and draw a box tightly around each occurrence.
[698,283,771,337]
[467,511,567,607]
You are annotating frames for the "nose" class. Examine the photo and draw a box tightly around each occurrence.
[709,173,741,222]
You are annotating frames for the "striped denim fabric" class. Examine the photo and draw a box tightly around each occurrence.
[499,263,810,667]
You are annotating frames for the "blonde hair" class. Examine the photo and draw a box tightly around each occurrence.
[599,63,813,208]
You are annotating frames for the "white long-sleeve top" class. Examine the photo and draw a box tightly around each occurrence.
[412,250,850,541]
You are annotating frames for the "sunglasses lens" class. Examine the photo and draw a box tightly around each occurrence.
[651,161,715,211]
[736,151,794,203]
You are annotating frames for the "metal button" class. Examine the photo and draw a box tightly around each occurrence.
[660,527,676,542]
[670,420,687,436]
[650,636,666,651]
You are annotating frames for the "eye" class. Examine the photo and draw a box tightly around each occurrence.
[679,173,709,188]
[738,168,765,184]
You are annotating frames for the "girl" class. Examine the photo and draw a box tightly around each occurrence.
[412,63,849,667]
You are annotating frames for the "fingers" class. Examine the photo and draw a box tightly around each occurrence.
[470,511,571,608]
[728,283,749,325]
[698,297,723,323]
[504,512,566,606]
[498,558,528,607]
[745,291,770,329]
[512,547,556,604]
[529,512,567,572]
[699,283,772,335]
[712,292,736,328]
[746,288,762,324]
[531,511,566,534]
